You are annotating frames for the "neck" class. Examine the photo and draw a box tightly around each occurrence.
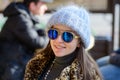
[55,52,77,65]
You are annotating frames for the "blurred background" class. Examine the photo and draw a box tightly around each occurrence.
[0,0,120,60]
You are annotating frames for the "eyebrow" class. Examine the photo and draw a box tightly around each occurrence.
[51,25,79,34]
[51,27,73,32]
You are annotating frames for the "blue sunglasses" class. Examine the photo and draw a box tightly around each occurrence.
[48,28,79,43]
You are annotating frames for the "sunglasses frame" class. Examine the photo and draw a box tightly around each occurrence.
[47,28,79,42]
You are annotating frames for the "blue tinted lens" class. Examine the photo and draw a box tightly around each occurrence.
[62,32,73,42]
[48,29,58,39]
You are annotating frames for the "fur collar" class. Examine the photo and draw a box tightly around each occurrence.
[24,54,101,80]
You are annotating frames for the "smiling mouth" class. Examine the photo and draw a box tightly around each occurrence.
[54,45,65,49]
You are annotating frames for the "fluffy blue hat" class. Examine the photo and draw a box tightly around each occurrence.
[47,5,91,48]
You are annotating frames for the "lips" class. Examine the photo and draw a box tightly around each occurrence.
[54,45,65,50]
[55,45,65,48]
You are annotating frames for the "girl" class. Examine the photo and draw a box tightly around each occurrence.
[24,5,102,80]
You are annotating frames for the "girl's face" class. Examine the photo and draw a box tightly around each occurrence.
[49,24,80,57]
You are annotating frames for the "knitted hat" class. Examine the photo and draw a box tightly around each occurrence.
[47,5,91,48]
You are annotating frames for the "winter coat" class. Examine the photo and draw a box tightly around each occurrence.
[24,53,101,80]
[0,2,48,80]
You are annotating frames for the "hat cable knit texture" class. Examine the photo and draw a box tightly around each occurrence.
[47,5,91,48]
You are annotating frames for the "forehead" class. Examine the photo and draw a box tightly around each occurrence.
[52,24,73,31]
[51,24,80,38]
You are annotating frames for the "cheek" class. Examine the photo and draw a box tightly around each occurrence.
[70,43,78,49]
[66,40,79,52]
[72,39,79,46]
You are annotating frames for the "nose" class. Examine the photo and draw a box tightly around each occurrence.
[55,35,64,43]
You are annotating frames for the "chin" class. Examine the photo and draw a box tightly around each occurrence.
[54,52,65,57]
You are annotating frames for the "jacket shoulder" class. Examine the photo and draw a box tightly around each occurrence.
[24,54,46,80]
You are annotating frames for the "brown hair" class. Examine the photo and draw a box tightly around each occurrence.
[36,42,103,79]
[23,0,40,7]
[76,44,103,80]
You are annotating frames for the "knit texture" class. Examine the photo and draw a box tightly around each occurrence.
[47,5,91,48]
